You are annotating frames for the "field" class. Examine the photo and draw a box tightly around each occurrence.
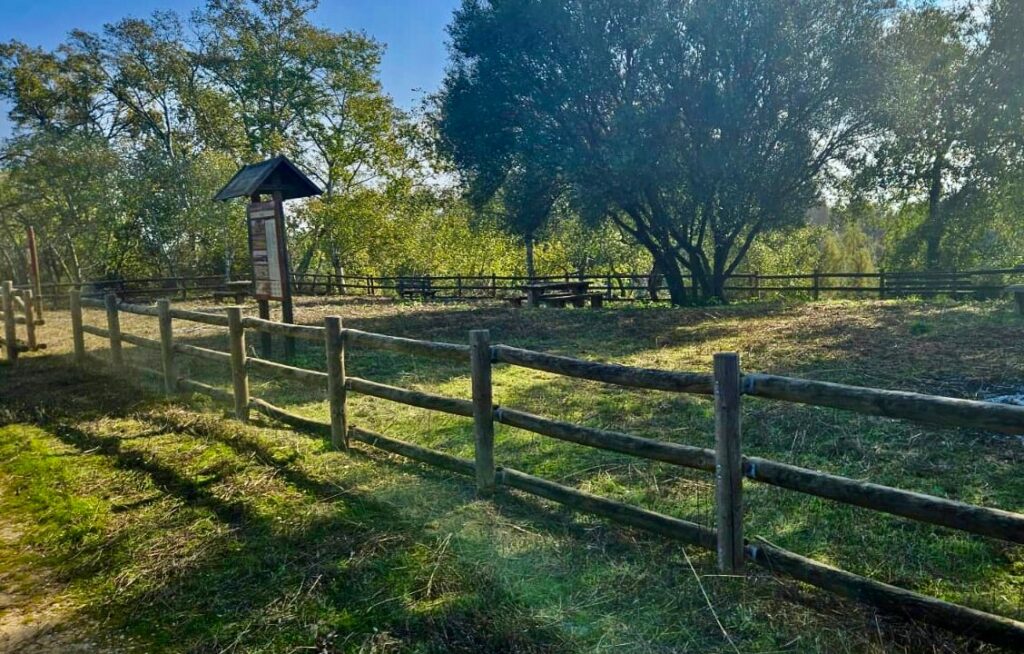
[1,296,1023,653]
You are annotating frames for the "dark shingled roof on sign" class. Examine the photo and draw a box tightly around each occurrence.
[213,155,323,201]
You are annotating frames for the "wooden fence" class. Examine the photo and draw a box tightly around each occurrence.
[15,275,231,306]
[0,280,45,361]
[17,266,1023,308]
[293,267,1024,302]
[7,287,1024,647]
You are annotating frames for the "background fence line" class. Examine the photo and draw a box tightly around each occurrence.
[9,265,1024,306]
[3,284,1024,646]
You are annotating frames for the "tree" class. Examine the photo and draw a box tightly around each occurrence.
[196,0,420,279]
[436,0,887,304]
[860,2,1024,271]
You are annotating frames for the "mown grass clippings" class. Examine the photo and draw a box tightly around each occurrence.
[1,296,1022,651]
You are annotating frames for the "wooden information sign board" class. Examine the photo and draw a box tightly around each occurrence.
[247,201,287,301]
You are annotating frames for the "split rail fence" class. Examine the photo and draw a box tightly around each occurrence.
[7,287,1024,647]
[13,266,1023,308]
[0,280,45,361]
[293,267,1024,303]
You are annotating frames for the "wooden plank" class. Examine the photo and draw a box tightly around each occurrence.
[80,297,107,309]
[81,324,111,338]
[248,400,476,476]
[350,427,477,477]
[325,316,348,450]
[746,541,1024,649]
[495,407,715,471]
[499,467,716,550]
[105,294,124,368]
[227,307,249,421]
[177,377,234,404]
[471,330,495,495]
[249,398,331,437]
[745,456,1024,544]
[744,374,1024,434]
[246,356,328,385]
[118,302,161,317]
[242,316,324,342]
[69,289,85,365]
[168,307,230,327]
[173,343,231,364]
[493,345,713,394]
[714,352,743,573]
[343,328,471,362]
[119,332,162,351]
[346,376,474,417]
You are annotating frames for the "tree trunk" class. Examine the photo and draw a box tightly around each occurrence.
[647,262,661,301]
[525,235,536,279]
[925,154,945,271]
[656,255,689,305]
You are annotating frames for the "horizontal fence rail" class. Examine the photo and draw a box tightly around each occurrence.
[745,373,1024,434]
[288,266,1024,304]
[27,288,1024,647]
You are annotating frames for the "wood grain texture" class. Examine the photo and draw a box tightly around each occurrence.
[744,373,1024,434]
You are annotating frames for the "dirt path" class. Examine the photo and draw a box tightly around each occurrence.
[0,489,96,653]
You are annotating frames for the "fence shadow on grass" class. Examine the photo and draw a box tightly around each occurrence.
[0,355,576,653]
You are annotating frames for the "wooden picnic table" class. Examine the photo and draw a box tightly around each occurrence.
[518,280,600,308]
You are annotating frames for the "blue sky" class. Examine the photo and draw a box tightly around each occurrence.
[0,0,463,137]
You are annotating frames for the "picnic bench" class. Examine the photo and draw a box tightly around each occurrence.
[213,281,253,304]
[512,280,603,308]
[397,277,438,300]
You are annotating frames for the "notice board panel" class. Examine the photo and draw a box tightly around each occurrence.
[247,201,286,301]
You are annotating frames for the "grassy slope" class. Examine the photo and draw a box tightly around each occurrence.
[1,296,1022,652]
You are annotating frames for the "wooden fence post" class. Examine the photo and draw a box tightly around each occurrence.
[491,273,497,298]
[21,290,36,351]
[105,293,123,368]
[26,226,43,322]
[812,269,821,301]
[227,306,249,422]
[879,269,886,300]
[69,289,86,365]
[325,316,348,450]
[157,299,176,395]
[456,275,463,298]
[257,299,272,358]
[2,281,16,362]
[470,329,495,496]
[714,352,743,574]
[753,271,761,300]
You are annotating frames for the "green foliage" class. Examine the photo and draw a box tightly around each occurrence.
[0,0,1022,289]
[437,0,889,303]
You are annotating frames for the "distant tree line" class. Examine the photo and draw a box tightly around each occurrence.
[1,0,1022,304]
[435,0,1024,302]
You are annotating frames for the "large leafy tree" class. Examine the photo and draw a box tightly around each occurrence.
[859,1,1024,271]
[436,0,887,303]
[0,0,417,282]
[196,0,422,280]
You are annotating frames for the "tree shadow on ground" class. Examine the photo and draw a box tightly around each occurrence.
[0,355,572,653]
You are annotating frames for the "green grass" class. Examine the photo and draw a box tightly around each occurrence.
[1,296,1023,652]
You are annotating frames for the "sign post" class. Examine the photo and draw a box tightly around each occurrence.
[215,155,322,361]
